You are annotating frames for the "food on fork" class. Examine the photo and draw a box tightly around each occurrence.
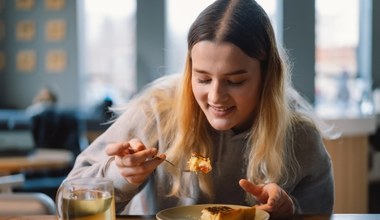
[199,205,256,220]
[187,152,212,174]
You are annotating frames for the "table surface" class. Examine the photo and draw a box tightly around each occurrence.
[0,214,380,220]
[0,148,73,175]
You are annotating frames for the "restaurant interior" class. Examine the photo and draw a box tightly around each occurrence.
[0,0,380,216]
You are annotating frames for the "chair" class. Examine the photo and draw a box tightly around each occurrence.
[0,192,56,215]
[0,173,24,193]
[30,108,84,157]
[0,173,56,215]
[14,108,86,199]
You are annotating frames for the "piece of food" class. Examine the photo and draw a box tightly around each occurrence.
[187,152,212,174]
[199,206,256,220]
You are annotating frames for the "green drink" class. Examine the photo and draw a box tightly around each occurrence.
[57,178,115,220]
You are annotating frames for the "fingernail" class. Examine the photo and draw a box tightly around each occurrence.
[127,147,135,154]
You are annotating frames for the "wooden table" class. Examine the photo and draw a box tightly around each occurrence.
[0,214,380,220]
[0,148,73,175]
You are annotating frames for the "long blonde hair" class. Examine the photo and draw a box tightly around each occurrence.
[118,0,327,201]
[164,0,318,200]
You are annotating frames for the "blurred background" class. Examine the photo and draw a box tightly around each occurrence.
[0,0,379,214]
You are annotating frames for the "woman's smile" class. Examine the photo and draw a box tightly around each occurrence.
[208,104,235,117]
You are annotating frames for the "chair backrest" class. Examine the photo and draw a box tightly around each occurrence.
[31,108,83,157]
[0,192,56,215]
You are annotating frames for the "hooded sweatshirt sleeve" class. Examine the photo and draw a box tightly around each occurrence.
[65,74,180,213]
[289,122,334,214]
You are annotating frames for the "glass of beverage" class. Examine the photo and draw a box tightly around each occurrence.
[56,177,115,220]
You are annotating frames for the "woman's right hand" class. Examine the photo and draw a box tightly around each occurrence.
[106,138,165,185]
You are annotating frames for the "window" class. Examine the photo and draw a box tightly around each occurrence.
[80,0,136,110]
[256,0,278,35]
[165,0,215,74]
[315,0,362,117]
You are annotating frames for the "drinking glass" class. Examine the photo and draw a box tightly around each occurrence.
[56,177,115,220]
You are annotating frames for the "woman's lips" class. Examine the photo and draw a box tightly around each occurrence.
[208,105,235,117]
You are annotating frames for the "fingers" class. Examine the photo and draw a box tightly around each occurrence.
[115,149,165,185]
[115,147,159,167]
[106,138,146,156]
[129,138,146,151]
[254,188,280,213]
[239,179,267,199]
[256,197,294,218]
[116,154,165,173]
[268,188,295,218]
[106,142,132,156]
[263,184,280,207]
[106,138,166,185]
[240,179,295,218]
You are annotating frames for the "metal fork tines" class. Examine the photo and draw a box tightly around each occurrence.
[164,159,191,172]
[154,156,191,172]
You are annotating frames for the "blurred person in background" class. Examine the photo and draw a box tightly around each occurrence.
[26,86,58,117]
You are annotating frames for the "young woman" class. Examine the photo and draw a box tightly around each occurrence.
[67,0,334,218]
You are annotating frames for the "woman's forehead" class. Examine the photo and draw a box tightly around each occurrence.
[191,41,261,72]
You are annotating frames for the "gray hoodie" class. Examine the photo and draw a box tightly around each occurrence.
[66,77,334,215]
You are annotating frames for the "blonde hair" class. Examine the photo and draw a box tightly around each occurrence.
[115,0,330,202]
[165,0,329,200]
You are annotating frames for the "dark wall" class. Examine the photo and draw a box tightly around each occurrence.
[373,0,380,88]
[281,0,315,104]
[0,0,78,109]
[136,0,166,90]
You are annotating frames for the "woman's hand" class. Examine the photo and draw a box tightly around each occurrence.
[239,179,295,219]
[106,138,165,185]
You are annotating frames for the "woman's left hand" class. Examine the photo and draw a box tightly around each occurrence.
[239,179,295,218]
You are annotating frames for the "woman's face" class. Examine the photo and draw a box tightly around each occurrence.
[191,41,262,131]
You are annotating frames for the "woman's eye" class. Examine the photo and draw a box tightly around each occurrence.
[198,79,211,84]
[228,80,245,85]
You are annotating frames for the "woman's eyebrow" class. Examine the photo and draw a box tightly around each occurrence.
[225,69,248,76]
[192,68,209,74]
[193,68,248,76]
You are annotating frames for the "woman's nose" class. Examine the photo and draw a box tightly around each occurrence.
[208,81,228,103]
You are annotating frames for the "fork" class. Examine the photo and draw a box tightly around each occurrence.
[154,156,191,172]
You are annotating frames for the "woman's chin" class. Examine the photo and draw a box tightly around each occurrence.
[209,121,234,131]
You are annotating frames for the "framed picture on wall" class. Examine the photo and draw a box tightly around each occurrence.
[0,21,5,41]
[17,50,36,73]
[0,51,5,72]
[16,20,35,41]
[45,19,66,41]
[15,0,35,10]
[0,0,4,11]
[45,0,65,10]
[45,49,66,73]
